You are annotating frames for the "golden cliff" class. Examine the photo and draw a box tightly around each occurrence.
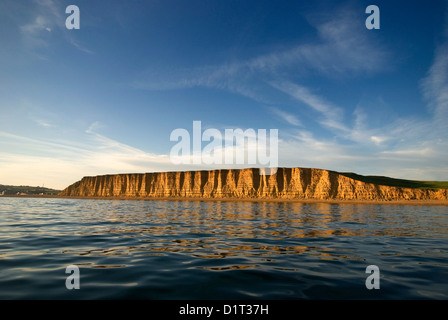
[59,168,448,201]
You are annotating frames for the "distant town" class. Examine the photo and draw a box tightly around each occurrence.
[0,184,60,196]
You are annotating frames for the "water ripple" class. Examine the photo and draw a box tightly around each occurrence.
[0,197,447,299]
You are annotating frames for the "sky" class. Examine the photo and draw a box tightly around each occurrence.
[1,0,448,190]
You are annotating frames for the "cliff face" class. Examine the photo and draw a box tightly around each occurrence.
[59,168,448,201]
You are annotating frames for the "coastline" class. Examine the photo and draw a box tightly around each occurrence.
[2,194,448,206]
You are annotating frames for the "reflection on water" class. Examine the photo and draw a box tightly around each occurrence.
[0,197,447,299]
[63,200,447,260]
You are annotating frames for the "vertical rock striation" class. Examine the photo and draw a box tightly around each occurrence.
[59,168,448,200]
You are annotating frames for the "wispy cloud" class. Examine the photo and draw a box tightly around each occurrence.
[0,127,172,189]
[0,122,280,188]
[3,1,447,185]
[370,135,389,146]
[270,81,349,133]
[421,42,448,131]
[269,74,447,180]
[246,7,389,78]
[32,118,53,128]
[18,0,59,51]
[380,148,435,158]
[130,4,448,181]
[134,5,389,99]
[269,107,301,126]
[15,0,93,55]
[68,38,95,55]
[20,15,52,34]
[276,126,448,181]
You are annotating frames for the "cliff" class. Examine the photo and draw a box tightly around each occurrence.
[59,167,448,201]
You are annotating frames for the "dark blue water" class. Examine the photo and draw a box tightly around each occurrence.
[0,197,447,299]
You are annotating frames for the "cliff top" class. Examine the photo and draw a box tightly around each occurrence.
[339,172,448,190]
[79,167,448,190]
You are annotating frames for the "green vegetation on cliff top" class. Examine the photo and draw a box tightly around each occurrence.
[0,184,61,195]
[340,172,448,190]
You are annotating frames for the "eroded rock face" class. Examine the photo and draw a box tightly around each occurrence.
[58,168,448,200]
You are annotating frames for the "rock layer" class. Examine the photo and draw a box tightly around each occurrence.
[59,168,448,201]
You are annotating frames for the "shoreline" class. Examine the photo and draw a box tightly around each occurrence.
[2,194,448,206]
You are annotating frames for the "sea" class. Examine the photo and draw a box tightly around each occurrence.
[0,197,447,300]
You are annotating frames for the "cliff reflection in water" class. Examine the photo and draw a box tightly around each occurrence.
[68,200,444,264]
[1,197,447,299]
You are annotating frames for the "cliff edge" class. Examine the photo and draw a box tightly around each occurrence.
[59,167,448,201]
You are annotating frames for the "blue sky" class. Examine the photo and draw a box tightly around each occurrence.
[1,0,448,189]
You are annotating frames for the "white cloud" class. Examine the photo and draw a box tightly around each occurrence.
[135,5,389,99]
[0,129,172,189]
[275,130,448,181]
[83,6,448,183]
[86,121,103,134]
[370,136,388,145]
[15,0,93,54]
[270,107,301,126]
[270,81,349,133]
[421,42,448,130]
[69,38,95,55]
[4,2,448,184]
[380,148,435,158]
[0,124,281,189]
[20,16,50,34]
[33,118,53,128]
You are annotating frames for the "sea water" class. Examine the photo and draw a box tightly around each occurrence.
[0,197,447,299]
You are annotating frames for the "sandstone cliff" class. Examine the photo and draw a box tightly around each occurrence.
[59,168,448,201]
